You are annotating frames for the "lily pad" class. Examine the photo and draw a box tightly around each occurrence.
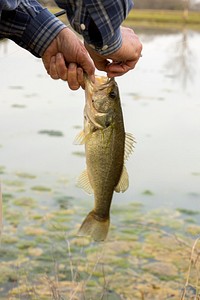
[9,85,23,90]
[142,190,154,196]
[177,208,200,216]
[13,197,37,208]
[15,172,36,179]
[31,186,52,192]
[72,151,85,157]
[12,104,26,108]
[3,180,24,187]
[38,130,64,137]
[0,165,5,174]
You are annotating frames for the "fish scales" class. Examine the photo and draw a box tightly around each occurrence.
[86,123,125,217]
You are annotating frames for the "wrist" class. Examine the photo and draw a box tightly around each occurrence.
[85,27,122,56]
[21,8,66,57]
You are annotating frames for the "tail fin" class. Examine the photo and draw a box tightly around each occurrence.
[78,211,110,242]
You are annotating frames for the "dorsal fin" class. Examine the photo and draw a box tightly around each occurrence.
[124,132,135,161]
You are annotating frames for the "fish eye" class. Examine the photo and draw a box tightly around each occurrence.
[109,91,116,99]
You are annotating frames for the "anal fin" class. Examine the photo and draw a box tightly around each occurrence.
[115,165,129,193]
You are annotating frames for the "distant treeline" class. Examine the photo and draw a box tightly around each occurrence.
[38,0,200,11]
[134,0,200,11]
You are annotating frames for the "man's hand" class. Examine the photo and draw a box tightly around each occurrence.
[85,26,142,77]
[42,28,95,90]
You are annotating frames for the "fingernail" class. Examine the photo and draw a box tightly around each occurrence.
[68,63,76,69]
[56,53,62,59]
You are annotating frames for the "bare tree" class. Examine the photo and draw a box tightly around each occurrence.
[183,0,190,18]
[133,0,184,10]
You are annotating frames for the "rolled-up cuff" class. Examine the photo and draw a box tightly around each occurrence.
[86,27,122,56]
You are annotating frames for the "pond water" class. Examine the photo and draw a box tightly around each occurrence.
[0,28,200,212]
[0,27,200,299]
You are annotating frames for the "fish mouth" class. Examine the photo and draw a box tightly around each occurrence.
[85,75,115,101]
[84,76,114,129]
[85,75,113,91]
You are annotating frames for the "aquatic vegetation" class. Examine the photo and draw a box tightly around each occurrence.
[31,186,52,192]
[55,195,74,210]
[38,130,64,137]
[13,197,37,208]
[0,171,200,299]
[191,172,200,176]
[2,179,24,188]
[0,166,5,174]
[72,151,85,157]
[142,189,154,196]
[12,104,26,108]
[177,208,200,216]
[15,172,36,179]
[8,86,23,90]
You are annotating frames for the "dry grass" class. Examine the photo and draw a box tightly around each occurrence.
[180,237,200,300]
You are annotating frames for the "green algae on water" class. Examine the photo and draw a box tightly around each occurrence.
[31,186,52,192]
[13,197,37,208]
[15,172,36,179]
[1,171,200,300]
[38,129,64,137]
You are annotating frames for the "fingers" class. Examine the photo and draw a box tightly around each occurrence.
[49,53,67,80]
[67,63,83,90]
[55,53,68,80]
[49,55,59,79]
[105,60,139,77]
[56,28,95,80]
[48,53,84,90]
[78,47,95,79]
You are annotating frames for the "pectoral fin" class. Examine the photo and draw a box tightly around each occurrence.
[77,170,93,194]
[124,132,135,161]
[74,131,86,145]
[115,166,129,193]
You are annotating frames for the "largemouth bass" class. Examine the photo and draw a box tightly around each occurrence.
[76,76,134,241]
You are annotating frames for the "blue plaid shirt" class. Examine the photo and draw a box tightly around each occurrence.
[0,0,133,57]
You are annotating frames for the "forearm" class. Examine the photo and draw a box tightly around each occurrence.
[0,0,66,57]
[55,0,133,55]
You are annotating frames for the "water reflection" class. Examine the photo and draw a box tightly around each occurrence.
[165,28,196,87]
[135,26,198,88]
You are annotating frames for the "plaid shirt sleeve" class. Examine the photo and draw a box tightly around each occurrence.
[0,0,66,57]
[55,0,134,55]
